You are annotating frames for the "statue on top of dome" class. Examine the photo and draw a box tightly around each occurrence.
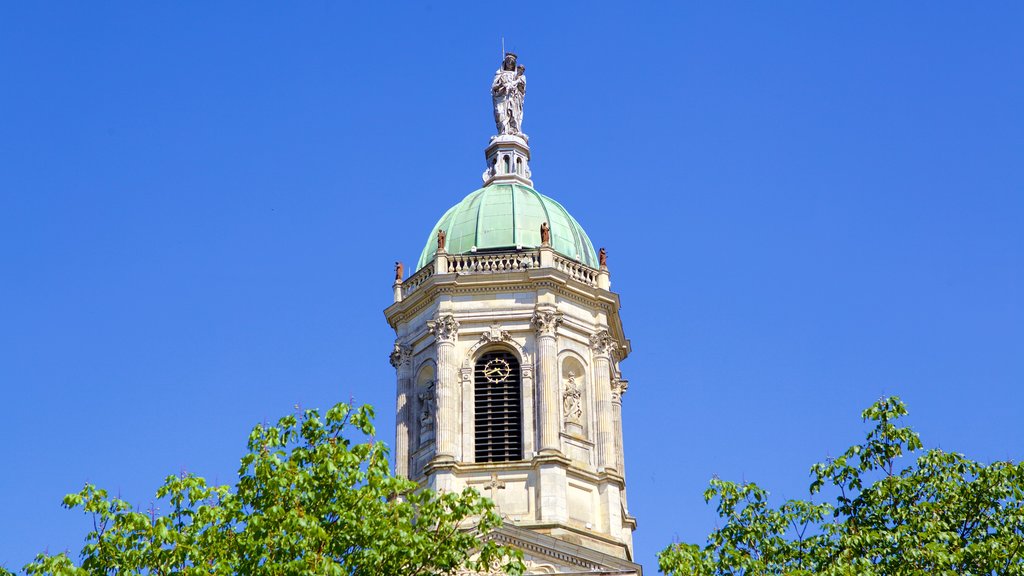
[492,52,526,137]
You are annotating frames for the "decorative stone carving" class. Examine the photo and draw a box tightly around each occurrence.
[491,52,527,137]
[479,323,512,345]
[417,381,436,447]
[562,372,583,427]
[540,222,550,246]
[531,310,563,337]
[394,261,404,282]
[428,314,460,343]
[389,343,412,369]
[589,329,618,358]
[611,378,629,401]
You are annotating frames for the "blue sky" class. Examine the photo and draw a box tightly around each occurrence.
[1,2,1021,571]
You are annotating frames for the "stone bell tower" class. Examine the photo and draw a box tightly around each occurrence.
[384,53,641,575]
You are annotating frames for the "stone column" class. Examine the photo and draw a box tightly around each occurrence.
[590,330,618,473]
[532,307,563,455]
[612,378,629,484]
[390,343,413,477]
[428,314,460,462]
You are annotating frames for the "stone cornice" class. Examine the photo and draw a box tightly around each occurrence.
[422,453,626,489]
[384,271,631,360]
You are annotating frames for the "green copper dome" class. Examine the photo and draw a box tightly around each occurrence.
[417,183,598,270]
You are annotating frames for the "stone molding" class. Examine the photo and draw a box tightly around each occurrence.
[385,281,619,341]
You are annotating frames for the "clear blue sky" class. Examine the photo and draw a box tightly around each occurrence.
[1,2,1021,572]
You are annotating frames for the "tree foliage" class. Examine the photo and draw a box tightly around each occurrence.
[18,403,524,576]
[660,396,1024,575]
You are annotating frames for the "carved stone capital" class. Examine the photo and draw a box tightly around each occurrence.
[611,378,629,401]
[589,329,618,358]
[531,309,563,337]
[389,343,413,369]
[427,314,460,344]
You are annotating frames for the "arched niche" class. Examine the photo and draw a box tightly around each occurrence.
[414,361,436,449]
[559,353,589,439]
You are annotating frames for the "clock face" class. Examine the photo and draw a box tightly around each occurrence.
[483,358,512,383]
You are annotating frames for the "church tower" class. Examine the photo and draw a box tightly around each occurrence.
[385,54,641,575]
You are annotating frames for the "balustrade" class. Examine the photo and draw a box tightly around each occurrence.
[401,249,600,298]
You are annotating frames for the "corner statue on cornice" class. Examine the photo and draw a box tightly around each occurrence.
[540,222,551,246]
[491,52,526,138]
[394,261,403,282]
[599,248,607,268]
[437,229,446,252]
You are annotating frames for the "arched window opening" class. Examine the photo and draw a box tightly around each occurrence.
[516,157,523,175]
[503,155,511,174]
[474,350,522,462]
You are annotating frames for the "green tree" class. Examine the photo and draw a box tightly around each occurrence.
[19,402,524,576]
[660,397,1024,576]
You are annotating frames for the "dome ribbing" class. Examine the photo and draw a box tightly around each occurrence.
[416,183,598,270]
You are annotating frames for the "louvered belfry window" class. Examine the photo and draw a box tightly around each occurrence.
[474,350,523,462]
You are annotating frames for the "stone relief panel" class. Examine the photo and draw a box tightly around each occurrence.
[466,472,532,518]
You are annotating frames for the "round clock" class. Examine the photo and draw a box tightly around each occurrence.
[482,358,512,383]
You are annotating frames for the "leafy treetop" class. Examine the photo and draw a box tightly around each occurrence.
[13,402,524,576]
[659,396,1024,576]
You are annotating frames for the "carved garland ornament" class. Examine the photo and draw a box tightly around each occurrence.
[479,323,512,345]
[588,329,618,358]
[428,314,460,343]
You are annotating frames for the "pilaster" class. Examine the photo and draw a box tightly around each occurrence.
[589,330,618,474]
[532,306,563,455]
[390,342,414,477]
[611,378,629,504]
[428,314,461,462]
